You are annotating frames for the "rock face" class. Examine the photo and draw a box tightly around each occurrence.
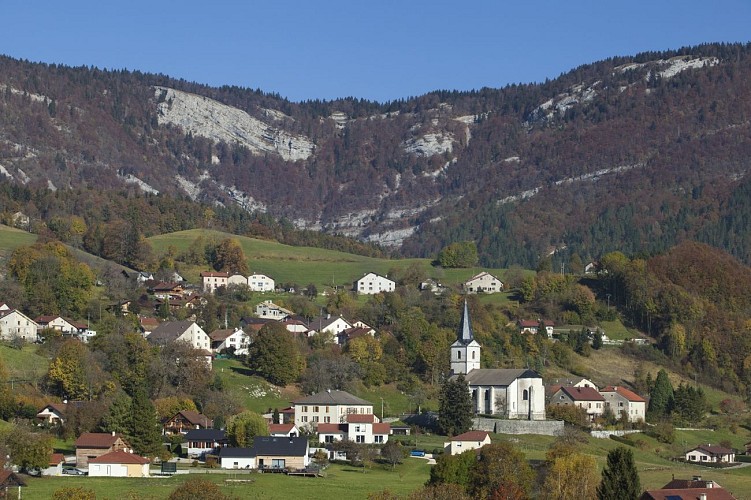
[155,87,315,162]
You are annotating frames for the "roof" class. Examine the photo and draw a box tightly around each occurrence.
[219,447,256,458]
[49,453,65,465]
[640,486,737,500]
[600,386,646,402]
[173,410,212,427]
[661,479,722,489]
[465,271,500,283]
[148,320,196,344]
[75,432,126,449]
[184,429,227,441]
[139,316,160,330]
[689,444,734,456]
[0,470,26,487]
[461,368,540,387]
[89,450,149,465]
[252,436,308,457]
[373,423,391,435]
[346,414,377,423]
[209,329,236,341]
[317,423,347,433]
[309,315,350,331]
[450,431,490,442]
[558,386,605,402]
[201,271,229,278]
[517,319,554,328]
[456,300,475,344]
[293,390,372,406]
[268,423,296,434]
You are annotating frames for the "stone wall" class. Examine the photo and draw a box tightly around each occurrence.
[473,418,564,436]
[590,429,643,439]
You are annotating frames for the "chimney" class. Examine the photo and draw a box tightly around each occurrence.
[699,494,707,500]
[112,431,116,436]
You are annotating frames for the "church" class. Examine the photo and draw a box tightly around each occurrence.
[451,301,546,420]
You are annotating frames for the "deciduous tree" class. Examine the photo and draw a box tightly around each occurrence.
[226,411,268,447]
[468,441,534,499]
[544,453,599,500]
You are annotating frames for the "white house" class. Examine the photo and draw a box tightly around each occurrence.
[599,386,646,422]
[218,447,256,469]
[462,272,503,294]
[201,271,229,293]
[147,321,213,367]
[444,431,491,456]
[293,390,374,430]
[227,274,248,286]
[451,302,545,419]
[208,328,249,355]
[183,429,228,459]
[34,315,95,343]
[88,451,150,477]
[354,272,395,295]
[517,319,555,337]
[308,314,352,341]
[317,414,391,445]
[268,423,299,437]
[255,300,293,320]
[0,309,38,342]
[248,273,275,292]
[685,444,735,464]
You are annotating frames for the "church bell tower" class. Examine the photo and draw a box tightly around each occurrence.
[450,301,481,374]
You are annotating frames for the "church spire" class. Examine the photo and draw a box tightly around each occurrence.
[457,300,474,344]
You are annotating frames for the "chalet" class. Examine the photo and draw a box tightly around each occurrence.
[640,477,737,500]
[75,432,131,468]
[88,451,150,477]
[517,319,555,337]
[685,444,736,464]
[549,386,605,421]
[35,315,95,342]
[183,429,228,459]
[452,302,545,419]
[163,410,213,435]
[444,431,491,456]
[293,390,374,429]
[149,281,185,299]
[147,321,213,366]
[201,271,229,293]
[600,386,646,422]
[209,327,249,355]
[248,273,275,292]
[462,272,503,294]
[0,309,38,342]
[268,423,299,437]
[255,300,293,320]
[354,272,395,295]
[317,413,391,446]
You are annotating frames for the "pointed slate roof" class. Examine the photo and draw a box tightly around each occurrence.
[456,300,474,344]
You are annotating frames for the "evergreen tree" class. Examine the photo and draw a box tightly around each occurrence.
[592,329,603,350]
[647,369,674,421]
[438,374,473,436]
[597,447,641,500]
[129,389,162,457]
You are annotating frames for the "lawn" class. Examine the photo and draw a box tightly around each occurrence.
[20,460,431,499]
[0,223,36,261]
[213,358,298,414]
[0,343,49,379]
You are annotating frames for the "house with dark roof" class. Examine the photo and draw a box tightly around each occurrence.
[444,431,492,455]
[600,385,646,422]
[451,301,546,419]
[218,447,256,469]
[147,321,212,367]
[163,410,214,435]
[208,327,249,355]
[0,470,26,493]
[88,450,150,477]
[36,401,89,425]
[307,314,352,341]
[640,476,738,499]
[293,390,374,430]
[183,429,228,459]
[75,432,131,468]
[549,386,606,421]
[685,444,736,464]
[517,319,555,337]
[218,437,310,470]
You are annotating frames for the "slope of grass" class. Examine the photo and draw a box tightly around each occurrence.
[0,224,36,261]
[0,343,48,379]
[148,229,510,291]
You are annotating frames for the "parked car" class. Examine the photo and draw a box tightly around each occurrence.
[63,467,87,475]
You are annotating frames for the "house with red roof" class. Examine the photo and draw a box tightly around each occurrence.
[201,271,229,293]
[443,431,492,456]
[600,385,646,422]
[549,386,606,421]
[75,432,131,468]
[317,413,391,447]
[685,444,736,464]
[268,423,299,437]
[88,450,150,477]
[640,477,738,500]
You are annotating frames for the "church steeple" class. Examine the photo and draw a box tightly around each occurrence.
[450,300,481,374]
[457,300,474,344]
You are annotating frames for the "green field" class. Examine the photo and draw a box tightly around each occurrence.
[148,229,510,291]
[0,343,49,379]
[0,223,36,261]
[19,460,432,499]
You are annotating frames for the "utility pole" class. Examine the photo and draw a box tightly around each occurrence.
[380,397,384,421]
[606,293,611,308]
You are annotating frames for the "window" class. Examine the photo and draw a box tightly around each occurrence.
[375,435,384,443]
[472,351,476,359]
[356,435,365,443]
[457,351,462,360]
[314,406,319,412]
[302,416,308,423]
[324,416,331,423]
[313,416,319,423]
[325,435,334,443]
[522,389,529,401]
[588,403,592,409]
[354,425,361,432]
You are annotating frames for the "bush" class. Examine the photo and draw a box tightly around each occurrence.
[609,434,637,447]
[646,422,675,444]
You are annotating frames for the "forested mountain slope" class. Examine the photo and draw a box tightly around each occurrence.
[1,43,750,267]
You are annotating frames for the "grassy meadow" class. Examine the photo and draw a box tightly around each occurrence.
[0,223,36,261]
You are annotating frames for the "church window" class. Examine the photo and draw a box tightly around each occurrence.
[471,351,475,359]
[523,389,529,401]
[457,351,461,360]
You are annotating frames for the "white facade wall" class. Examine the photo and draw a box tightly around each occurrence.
[248,274,275,292]
[450,341,481,374]
[220,456,256,469]
[294,404,374,428]
[463,273,503,294]
[0,310,38,341]
[356,273,395,295]
[227,274,247,286]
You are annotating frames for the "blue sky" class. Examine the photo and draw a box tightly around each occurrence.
[2,1,750,103]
